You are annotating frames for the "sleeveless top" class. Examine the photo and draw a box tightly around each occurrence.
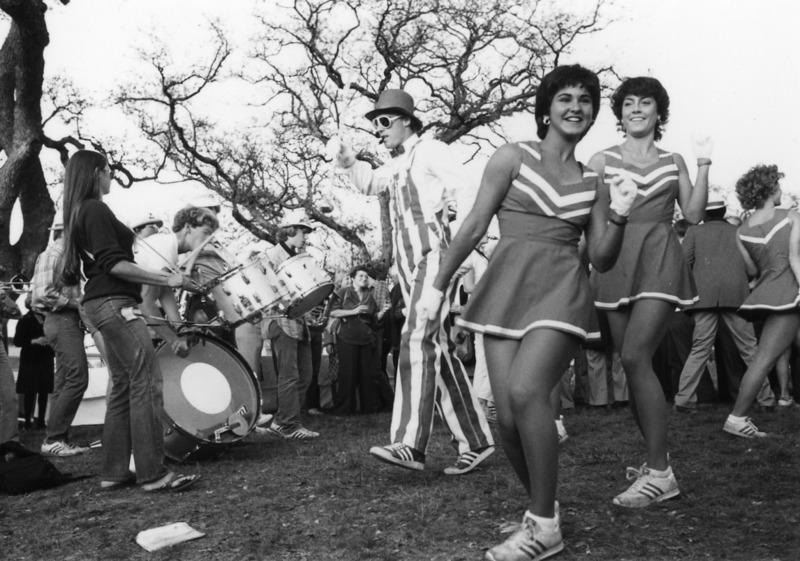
[592,145,697,309]
[458,141,601,340]
[738,208,800,318]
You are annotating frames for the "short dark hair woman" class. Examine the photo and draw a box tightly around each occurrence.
[588,75,713,509]
[325,266,393,414]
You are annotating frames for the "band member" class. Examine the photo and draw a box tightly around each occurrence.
[725,165,800,437]
[262,220,319,439]
[58,149,200,492]
[135,206,219,354]
[334,89,494,475]
[589,77,712,508]
[417,65,634,561]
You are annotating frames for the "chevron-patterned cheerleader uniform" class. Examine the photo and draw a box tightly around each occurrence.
[593,145,697,310]
[738,208,800,319]
[458,141,601,341]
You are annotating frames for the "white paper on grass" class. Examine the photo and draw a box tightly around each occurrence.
[135,522,205,552]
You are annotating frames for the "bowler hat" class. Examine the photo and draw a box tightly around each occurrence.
[365,89,423,130]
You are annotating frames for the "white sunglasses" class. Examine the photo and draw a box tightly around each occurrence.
[371,114,403,130]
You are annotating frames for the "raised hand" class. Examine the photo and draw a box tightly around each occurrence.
[609,172,637,217]
[691,133,714,161]
[415,285,444,322]
[326,136,355,168]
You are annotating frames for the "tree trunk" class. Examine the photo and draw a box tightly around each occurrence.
[0,0,55,281]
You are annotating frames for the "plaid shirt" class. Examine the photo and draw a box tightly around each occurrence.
[263,243,307,341]
[31,239,81,313]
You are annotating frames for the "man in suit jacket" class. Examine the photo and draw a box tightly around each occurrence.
[675,199,774,410]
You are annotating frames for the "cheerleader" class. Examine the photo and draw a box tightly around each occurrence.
[724,165,799,437]
[418,65,636,561]
[588,77,712,508]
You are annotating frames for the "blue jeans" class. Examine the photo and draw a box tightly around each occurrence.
[268,326,312,428]
[44,311,89,443]
[0,342,18,443]
[83,296,166,484]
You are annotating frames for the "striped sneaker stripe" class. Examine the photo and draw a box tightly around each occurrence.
[519,539,546,558]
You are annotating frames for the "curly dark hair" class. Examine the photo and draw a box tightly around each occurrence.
[349,264,371,279]
[535,64,600,140]
[172,206,219,233]
[735,164,784,210]
[611,77,670,141]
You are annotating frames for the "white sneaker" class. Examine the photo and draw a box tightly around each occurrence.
[267,422,319,439]
[612,464,680,508]
[41,440,88,457]
[486,511,563,561]
[723,416,767,438]
[253,413,274,433]
[555,416,568,444]
[778,397,795,407]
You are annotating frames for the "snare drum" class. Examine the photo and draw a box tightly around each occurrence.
[211,259,287,326]
[273,253,334,318]
[159,334,261,462]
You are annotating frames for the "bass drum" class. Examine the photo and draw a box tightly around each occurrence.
[158,334,261,462]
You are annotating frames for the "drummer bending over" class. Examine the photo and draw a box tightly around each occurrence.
[136,207,219,355]
[262,220,320,440]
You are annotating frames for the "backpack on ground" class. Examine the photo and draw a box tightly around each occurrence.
[0,441,80,495]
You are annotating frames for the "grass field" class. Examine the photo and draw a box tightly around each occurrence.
[1,403,798,561]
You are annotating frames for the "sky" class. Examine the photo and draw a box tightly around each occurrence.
[5,0,800,236]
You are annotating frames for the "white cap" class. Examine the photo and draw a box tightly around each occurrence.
[279,210,314,232]
[127,210,164,231]
[190,192,222,210]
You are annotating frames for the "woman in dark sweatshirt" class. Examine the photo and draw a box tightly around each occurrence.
[58,150,199,492]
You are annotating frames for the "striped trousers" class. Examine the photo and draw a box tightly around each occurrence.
[390,250,493,454]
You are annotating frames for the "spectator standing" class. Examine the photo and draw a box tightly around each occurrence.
[327,266,391,414]
[31,215,90,457]
[0,291,21,443]
[675,198,772,411]
[13,298,54,429]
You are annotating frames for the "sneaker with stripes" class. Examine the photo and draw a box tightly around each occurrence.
[369,443,425,471]
[40,440,89,457]
[267,422,319,439]
[612,464,680,508]
[485,511,563,561]
[723,415,767,438]
[443,445,495,475]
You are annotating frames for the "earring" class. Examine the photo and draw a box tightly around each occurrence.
[543,116,551,125]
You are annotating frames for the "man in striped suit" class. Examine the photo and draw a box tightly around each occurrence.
[335,89,494,475]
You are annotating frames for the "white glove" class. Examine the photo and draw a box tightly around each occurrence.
[608,172,637,217]
[416,286,444,322]
[326,136,355,168]
[691,133,714,160]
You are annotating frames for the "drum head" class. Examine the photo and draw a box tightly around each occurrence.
[158,334,261,449]
[285,283,334,318]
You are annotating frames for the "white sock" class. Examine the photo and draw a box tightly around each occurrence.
[525,510,559,532]
[727,414,747,423]
[648,465,672,478]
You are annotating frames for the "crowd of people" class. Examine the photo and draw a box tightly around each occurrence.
[0,62,797,561]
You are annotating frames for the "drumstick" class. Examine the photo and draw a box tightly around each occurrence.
[181,231,218,276]
[134,236,183,276]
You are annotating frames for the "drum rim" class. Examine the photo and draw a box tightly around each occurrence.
[156,331,262,443]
